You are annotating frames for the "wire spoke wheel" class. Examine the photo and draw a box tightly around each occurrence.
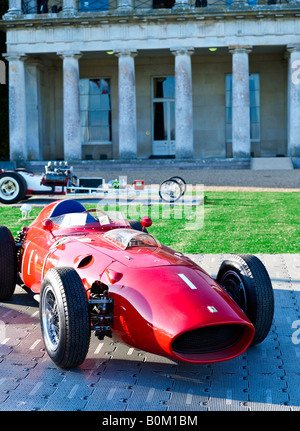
[159,179,182,202]
[40,267,91,368]
[42,286,60,351]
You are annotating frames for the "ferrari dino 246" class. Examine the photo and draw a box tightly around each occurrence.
[0,199,274,368]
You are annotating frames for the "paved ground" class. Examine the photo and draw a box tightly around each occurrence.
[0,253,300,412]
[23,161,300,191]
[0,165,299,414]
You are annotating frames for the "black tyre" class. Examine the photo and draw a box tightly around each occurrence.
[0,226,17,301]
[0,171,27,204]
[40,267,91,369]
[159,179,182,203]
[169,176,186,195]
[129,220,148,234]
[216,254,274,345]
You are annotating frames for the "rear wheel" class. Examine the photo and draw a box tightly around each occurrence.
[40,267,91,368]
[0,171,27,204]
[0,226,16,301]
[159,179,182,203]
[169,176,186,195]
[216,254,274,345]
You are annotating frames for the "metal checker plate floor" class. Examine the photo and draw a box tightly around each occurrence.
[0,254,299,412]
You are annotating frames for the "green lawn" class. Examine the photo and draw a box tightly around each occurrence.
[1,191,299,254]
[148,191,300,254]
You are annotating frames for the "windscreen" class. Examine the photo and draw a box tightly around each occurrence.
[103,228,159,250]
[50,209,130,228]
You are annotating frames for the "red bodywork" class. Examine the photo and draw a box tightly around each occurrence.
[18,200,255,364]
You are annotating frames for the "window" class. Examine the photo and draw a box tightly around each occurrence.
[225,73,260,142]
[79,0,109,11]
[153,0,174,8]
[79,78,112,143]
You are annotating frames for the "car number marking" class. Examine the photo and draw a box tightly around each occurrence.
[27,249,35,276]
[178,273,197,290]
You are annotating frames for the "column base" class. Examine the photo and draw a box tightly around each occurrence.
[3,9,23,19]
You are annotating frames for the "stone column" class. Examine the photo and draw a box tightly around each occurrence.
[3,53,27,161]
[25,60,42,160]
[229,45,252,158]
[62,0,78,15]
[231,0,248,7]
[59,51,82,161]
[173,0,191,9]
[3,0,23,18]
[172,47,194,159]
[117,0,134,11]
[115,49,137,159]
[287,44,300,157]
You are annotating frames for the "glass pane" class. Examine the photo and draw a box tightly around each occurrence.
[153,102,167,140]
[250,123,260,140]
[249,74,260,91]
[170,102,175,140]
[99,94,111,110]
[79,79,89,95]
[89,126,110,141]
[225,74,232,91]
[250,90,260,107]
[154,77,175,98]
[225,123,232,142]
[80,78,112,142]
[225,91,232,107]
[250,107,260,123]
[89,111,101,126]
[225,107,232,123]
[99,111,110,126]
[79,0,108,12]
[80,111,88,127]
[81,126,88,142]
[153,0,175,8]
[89,95,101,110]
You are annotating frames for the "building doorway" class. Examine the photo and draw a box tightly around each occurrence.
[152,77,175,157]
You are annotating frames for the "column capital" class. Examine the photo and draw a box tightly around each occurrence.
[115,49,137,58]
[58,51,82,60]
[3,52,27,62]
[171,47,194,56]
[229,45,252,54]
[286,44,300,54]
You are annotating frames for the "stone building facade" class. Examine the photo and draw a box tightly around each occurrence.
[1,0,300,162]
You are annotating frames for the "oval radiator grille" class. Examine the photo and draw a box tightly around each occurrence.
[172,324,245,354]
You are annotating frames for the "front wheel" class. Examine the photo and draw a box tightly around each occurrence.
[0,226,16,301]
[216,254,274,345]
[40,267,91,368]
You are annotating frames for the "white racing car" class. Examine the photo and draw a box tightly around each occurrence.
[0,162,186,204]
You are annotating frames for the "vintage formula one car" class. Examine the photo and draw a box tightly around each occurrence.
[0,199,274,368]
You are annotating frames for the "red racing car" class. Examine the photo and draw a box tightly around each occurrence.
[0,199,274,369]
